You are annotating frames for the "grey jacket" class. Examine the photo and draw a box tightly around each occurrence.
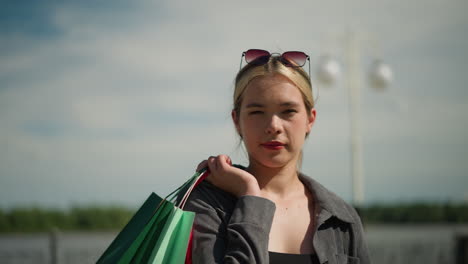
[184,173,371,264]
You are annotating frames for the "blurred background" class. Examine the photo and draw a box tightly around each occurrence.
[1,0,467,263]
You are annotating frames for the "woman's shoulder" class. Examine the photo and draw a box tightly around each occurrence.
[184,180,238,215]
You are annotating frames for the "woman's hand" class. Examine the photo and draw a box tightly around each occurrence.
[196,155,261,198]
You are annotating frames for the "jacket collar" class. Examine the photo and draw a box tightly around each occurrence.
[299,173,356,224]
[235,164,356,224]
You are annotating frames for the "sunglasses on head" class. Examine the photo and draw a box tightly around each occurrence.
[240,49,311,77]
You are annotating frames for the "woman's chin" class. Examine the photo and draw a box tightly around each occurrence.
[252,156,295,169]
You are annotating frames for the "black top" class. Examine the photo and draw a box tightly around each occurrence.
[269,251,320,264]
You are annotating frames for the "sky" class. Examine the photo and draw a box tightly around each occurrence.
[1,0,467,209]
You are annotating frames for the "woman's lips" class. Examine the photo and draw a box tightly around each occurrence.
[261,141,285,150]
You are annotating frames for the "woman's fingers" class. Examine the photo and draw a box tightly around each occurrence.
[207,156,218,172]
[197,155,222,172]
[216,154,232,171]
[199,155,233,178]
[198,154,259,197]
[196,160,208,172]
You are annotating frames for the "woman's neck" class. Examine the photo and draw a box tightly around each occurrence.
[247,160,303,199]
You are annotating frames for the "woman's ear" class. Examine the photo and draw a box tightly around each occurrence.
[306,108,317,134]
[231,110,241,135]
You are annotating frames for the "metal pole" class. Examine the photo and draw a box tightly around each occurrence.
[49,228,59,264]
[345,31,365,206]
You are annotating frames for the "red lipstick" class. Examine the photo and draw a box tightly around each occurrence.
[261,141,285,150]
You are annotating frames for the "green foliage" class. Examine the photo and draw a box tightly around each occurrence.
[69,207,133,230]
[357,202,468,224]
[0,210,11,232]
[0,206,134,233]
[1,202,467,233]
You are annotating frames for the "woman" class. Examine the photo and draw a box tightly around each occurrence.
[185,49,370,264]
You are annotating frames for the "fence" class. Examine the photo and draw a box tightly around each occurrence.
[1,225,467,264]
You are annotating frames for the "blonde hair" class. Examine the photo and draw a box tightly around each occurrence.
[233,56,314,117]
[232,56,315,169]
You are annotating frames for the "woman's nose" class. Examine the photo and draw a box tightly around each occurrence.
[265,115,282,134]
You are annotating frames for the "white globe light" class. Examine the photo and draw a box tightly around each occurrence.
[368,60,393,90]
[316,55,341,85]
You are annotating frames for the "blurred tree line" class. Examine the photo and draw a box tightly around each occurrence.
[0,206,133,233]
[357,202,468,224]
[0,202,467,233]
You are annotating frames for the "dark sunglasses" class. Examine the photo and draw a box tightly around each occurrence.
[240,49,311,77]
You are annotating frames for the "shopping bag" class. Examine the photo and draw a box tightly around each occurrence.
[96,170,208,264]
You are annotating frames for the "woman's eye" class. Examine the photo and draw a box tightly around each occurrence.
[249,111,263,115]
[284,109,297,114]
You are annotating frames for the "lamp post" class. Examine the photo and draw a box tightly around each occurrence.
[316,31,393,206]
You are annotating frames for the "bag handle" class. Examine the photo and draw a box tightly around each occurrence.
[162,168,209,209]
[178,170,209,209]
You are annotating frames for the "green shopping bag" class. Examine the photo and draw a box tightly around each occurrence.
[96,170,208,264]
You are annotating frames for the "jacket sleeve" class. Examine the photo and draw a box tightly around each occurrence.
[185,191,276,264]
